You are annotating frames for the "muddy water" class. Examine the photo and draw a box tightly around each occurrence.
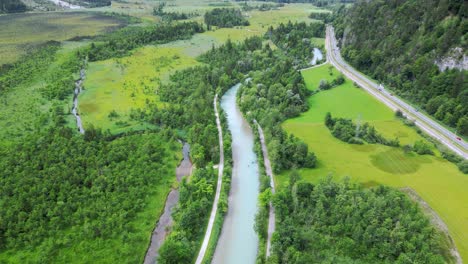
[212,83,259,264]
[72,69,85,134]
[144,143,192,264]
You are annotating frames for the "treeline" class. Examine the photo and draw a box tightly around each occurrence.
[86,21,204,61]
[241,2,283,11]
[41,52,84,100]
[0,0,26,13]
[271,175,452,263]
[334,0,468,135]
[153,2,197,21]
[253,0,354,6]
[325,112,400,147]
[204,8,249,28]
[0,42,60,93]
[268,21,325,67]
[309,11,333,23]
[0,127,178,262]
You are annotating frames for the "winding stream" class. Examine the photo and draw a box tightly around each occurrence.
[72,69,85,134]
[212,83,259,264]
[144,143,192,264]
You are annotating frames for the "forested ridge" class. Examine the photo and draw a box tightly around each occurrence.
[334,0,468,135]
[271,176,452,263]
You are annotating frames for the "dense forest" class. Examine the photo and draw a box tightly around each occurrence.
[0,0,26,13]
[0,127,179,262]
[204,8,249,28]
[271,175,452,263]
[334,0,468,135]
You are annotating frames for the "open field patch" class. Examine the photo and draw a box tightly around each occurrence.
[0,12,125,66]
[80,45,199,133]
[281,63,468,261]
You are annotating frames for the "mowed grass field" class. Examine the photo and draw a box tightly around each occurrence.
[281,63,468,261]
[80,46,199,133]
[0,12,125,66]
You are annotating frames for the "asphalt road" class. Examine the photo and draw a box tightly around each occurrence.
[326,26,468,159]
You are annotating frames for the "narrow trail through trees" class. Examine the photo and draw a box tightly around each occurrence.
[195,94,224,264]
[254,120,276,258]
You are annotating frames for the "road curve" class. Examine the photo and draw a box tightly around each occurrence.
[326,25,468,159]
[254,120,276,258]
[195,94,224,264]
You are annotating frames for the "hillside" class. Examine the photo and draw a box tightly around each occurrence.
[334,0,468,135]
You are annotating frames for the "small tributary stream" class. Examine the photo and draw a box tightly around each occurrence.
[144,143,192,264]
[212,83,259,264]
[72,69,85,134]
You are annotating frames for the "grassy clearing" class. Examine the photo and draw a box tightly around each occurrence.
[80,46,199,133]
[0,12,124,66]
[281,63,468,261]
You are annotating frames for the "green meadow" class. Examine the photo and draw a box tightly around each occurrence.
[281,63,468,261]
[80,46,199,133]
[0,12,124,66]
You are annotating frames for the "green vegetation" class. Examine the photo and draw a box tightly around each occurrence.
[80,46,199,133]
[269,21,325,67]
[272,176,452,263]
[282,63,468,261]
[86,21,204,61]
[0,128,179,263]
[0,12,126,66]
[204,8,249,28]
[153,1,197,21]
[334,0,468,135]
[325,112,400,147]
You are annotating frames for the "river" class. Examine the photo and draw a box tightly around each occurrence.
[48,0,82,9]
[212,83,259,264]
[72,69,85,134]
[310,47,323,65]
[144,143,192,264]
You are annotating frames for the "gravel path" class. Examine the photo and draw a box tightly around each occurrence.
[195,94,224,264]
[254,120,276,258]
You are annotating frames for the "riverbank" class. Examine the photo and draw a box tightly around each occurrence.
[144,143,192,264]
[254,120,276,258]
[195,94,225,264]
[212,83,259,264]
[72,68,85,134]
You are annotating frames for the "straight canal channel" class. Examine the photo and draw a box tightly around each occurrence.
[212,82,260,264]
